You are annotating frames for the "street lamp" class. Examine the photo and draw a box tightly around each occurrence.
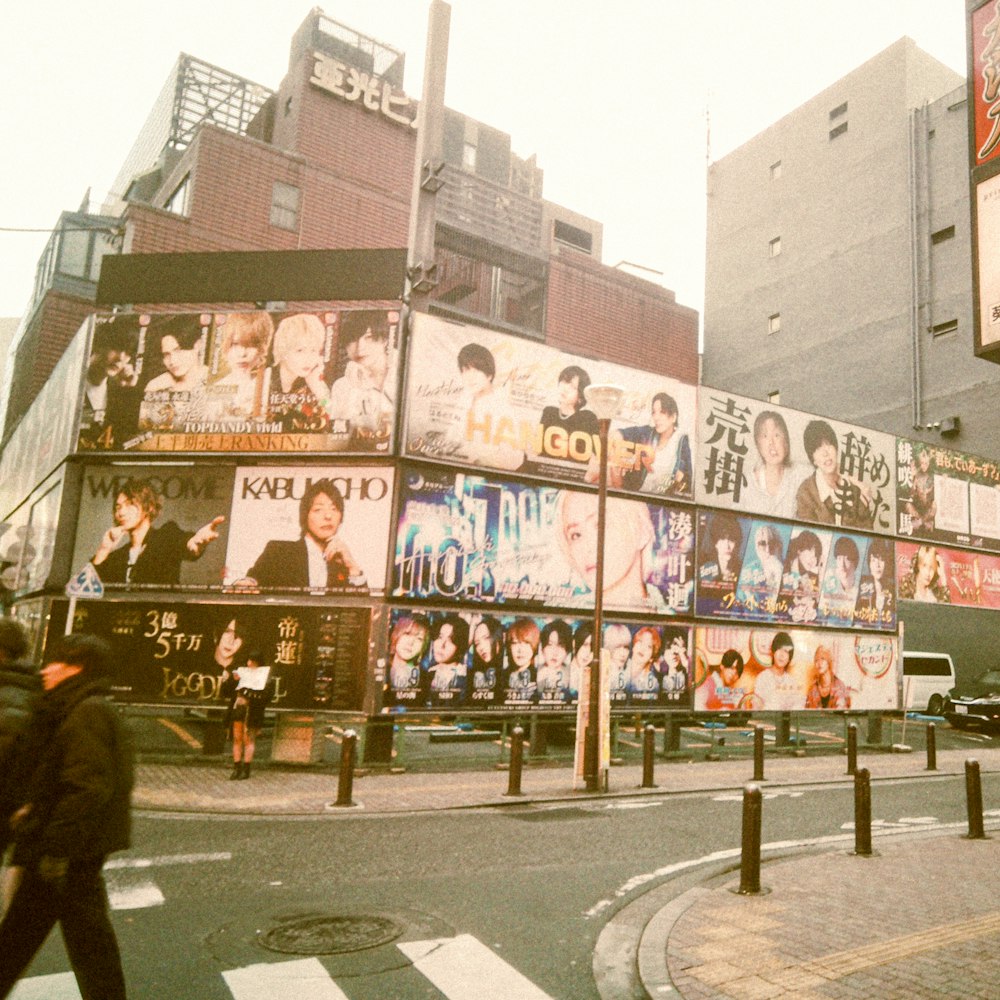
[583,382,624,792]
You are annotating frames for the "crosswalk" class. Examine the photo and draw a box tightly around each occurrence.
[12,935,555,1000]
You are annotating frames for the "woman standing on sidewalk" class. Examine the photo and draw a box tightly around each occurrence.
[221,650,275,780]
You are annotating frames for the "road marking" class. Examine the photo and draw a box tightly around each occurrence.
[399,933,554,999]
[712,790,804,801]
[223,957,349,999]
[10,973,81,999]
[104,852,231,869]
[106,875,165,910]
[156,716,202,749]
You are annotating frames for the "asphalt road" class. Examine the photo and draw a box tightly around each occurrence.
[11,770,1000,999]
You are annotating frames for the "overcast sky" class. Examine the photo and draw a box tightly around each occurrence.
[0,1,967,322]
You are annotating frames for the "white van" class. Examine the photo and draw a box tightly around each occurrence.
[902,652,956,715]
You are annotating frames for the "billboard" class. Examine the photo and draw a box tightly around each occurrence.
[404,313,698,499]
[696,512,895,631]
[693,625,899,712]
[76,307,400,454]
[50,599,371,710]
[971,0,1000,169]
[381,607,691,711]
[897,539,1000,610]
[392,467,694,614]
[695,388,896,534]
[223,465,394,595]
[72,464,234,590]
[896,437,1000,551]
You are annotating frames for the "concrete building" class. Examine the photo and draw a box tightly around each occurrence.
[703,38,1000,456]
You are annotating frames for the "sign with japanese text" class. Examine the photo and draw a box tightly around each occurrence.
[897,539,1000,610]
[695,388,896,534]
[972,0,1000,168]
[693,624,899,712]
[49,599,370,710]
[381,607,691,712]
[223,464,394,595]
[392,467,694,615]
[310,51,416,128]
[975,171,1000,351]
[404,313,698,500]
[76,307,400,455]
[696,512,895,632]
[895,437,1000,551]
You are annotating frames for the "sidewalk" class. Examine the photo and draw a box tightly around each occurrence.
[135,749,1000,999]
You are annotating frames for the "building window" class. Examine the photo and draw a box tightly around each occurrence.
[829,101,848,120]
[930,319,958,337]
[769,236,781,258]
[163,175,190,216]
[462,141,477,171]
[829,122,848,141]
[931,225,955,245]
[553,220,593,254]
[770,160,782,180]
[270,181,300,231]
[768,313,781,335]
[768,390,781,405]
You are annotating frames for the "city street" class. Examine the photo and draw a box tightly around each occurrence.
[11,768,999,999]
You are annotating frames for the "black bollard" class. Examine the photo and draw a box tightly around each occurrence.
[965,758,986,840]
[506,725,525,797]
[853,767,872,856]
[333,729,357,807]
[846,722,858,775]
[664,716,681,753]
[753,725,765,782]
[641,724,656,788]
[737,783,763,894]
[926,722,937,771]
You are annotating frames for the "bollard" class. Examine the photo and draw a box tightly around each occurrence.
[641,724,656,788]
[846,722,858,775]
[737,783,763,894]
[664,717,681,754]
[333,729,357,807]
[753,725,765,782]
[853,767,872,856]
[965,758,986,840]
[926,722,937,771]
[506,725,525,797]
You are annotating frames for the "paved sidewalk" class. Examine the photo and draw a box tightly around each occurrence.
[133,746,1000,815]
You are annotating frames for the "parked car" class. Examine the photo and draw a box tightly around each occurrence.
[943,669,1000,731]
[902,651,956,715]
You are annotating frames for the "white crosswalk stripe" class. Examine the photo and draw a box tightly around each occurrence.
[222,957,350,999]
[398,934,554,1000]
[10,972,81,999]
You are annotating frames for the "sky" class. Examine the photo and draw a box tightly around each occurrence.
[0,1,968,323]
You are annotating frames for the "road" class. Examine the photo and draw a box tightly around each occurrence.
[11,770,999,999]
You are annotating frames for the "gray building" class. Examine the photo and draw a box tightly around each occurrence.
[703,38,1000,457]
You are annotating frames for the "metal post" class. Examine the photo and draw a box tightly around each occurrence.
[926,722,937,771]
[775,712,791,747]
[664,716,681,753]
[753,725,765,781]
[641,724,656,788]
[846,722,858,775]
[853,767,872,856]
[333,729,357,808]
[506,725,525,797]
[737,784,763,894]
[965,758,986,840]
[585,415,612,793]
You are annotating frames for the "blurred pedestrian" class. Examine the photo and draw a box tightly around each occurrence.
[0,633,133,1000]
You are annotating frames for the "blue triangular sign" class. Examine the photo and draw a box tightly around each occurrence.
[65,562,104,598]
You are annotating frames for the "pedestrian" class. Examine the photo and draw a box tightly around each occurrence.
[0,618,41,915]
[0,633,133,1000]
[221,649,275,779]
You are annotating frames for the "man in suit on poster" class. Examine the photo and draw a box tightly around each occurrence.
[241,479,368,592]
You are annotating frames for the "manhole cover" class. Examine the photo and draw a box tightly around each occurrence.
[259,914,403,955]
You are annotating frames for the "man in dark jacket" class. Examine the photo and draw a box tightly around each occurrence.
[0,618,41,911]
[0,633,133,1000]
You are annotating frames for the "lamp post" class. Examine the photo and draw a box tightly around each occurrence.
[582,383,624,793]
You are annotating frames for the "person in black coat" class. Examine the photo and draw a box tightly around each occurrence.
[0,633,133,1000]
[220,649,276,780]
[242,479,367,592]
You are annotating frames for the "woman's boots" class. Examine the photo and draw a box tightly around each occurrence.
[229,761,251,780]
